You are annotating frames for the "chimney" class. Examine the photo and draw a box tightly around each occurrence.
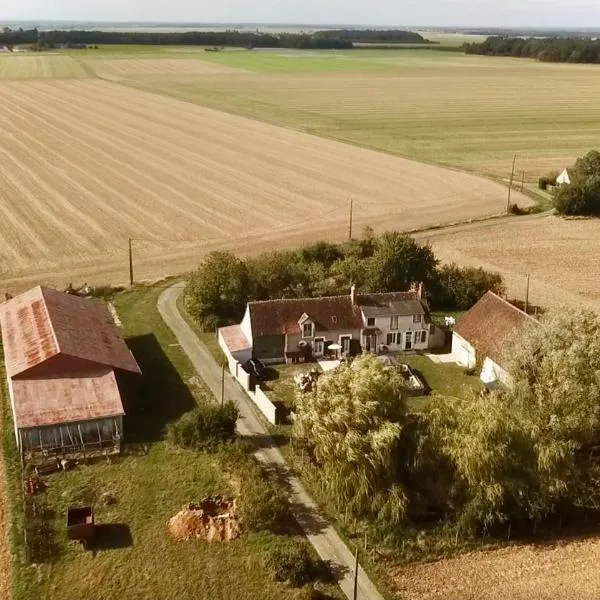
[418,282,424,300]
[350,284,356,305]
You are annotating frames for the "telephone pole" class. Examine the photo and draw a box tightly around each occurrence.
[221,364,225,407]
[520,170,525,193]
[507,154,517,212]
[348,199,354,240]
[353,547,359,600]
[524,274,530,314]
[128,238,134,287]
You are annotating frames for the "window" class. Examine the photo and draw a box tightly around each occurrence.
[314,337,325,355]
[405,331,413,350]
[367,317,375,327]
[386,332,401,346]
[418,330,427,344]
[413,314,422,323]
[340,335,352,354]
[390,316,398,330]
[302,322,314,338]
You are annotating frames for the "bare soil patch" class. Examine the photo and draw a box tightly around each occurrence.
[88,58,246,80]
[0,79,529,293]
[391,536,600,600]
[168,496,240,543]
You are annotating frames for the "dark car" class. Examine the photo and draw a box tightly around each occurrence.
[242,359,268,381]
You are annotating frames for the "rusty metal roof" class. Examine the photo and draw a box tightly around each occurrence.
[0,286,140,378]
[10,368,124,429]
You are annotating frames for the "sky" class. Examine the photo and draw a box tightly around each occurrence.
[2,0,600,28]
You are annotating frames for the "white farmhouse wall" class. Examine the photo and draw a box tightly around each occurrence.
[250,385,277,425]
[368,315,429,350]
[452,332,476,368]
[240,306,253,346]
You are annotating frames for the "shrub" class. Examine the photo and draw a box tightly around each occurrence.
[264,540,321,587]
[508,203,526,215]
[166,402,239,450]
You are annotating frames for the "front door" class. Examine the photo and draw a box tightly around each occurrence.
[341,336,352,356]
[405,331,413,351]
[365,334,377,353]
[314,338,325,356]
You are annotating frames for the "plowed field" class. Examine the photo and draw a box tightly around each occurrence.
[0,79,528,292]
[0,55,88,80]
[89,58,246,80]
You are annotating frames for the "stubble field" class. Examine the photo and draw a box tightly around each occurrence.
[0,77,526,292]
[0,54,88,79]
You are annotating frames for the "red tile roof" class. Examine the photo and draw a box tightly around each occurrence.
[0,286,140,378]
[454,291,537,368]
[219,324,251,352]
[10,368,124,429]
[248,295,362,337]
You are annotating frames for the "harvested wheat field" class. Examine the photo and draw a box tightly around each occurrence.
[0,79,528,293]
[415,215,600,314]
[0,55,88,80]
[392,536,600,600]
[88,58,246,80]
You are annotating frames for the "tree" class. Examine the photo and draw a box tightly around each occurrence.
[432,264,505,310]
[293,354,408,523]
[246,250,311,299]
[184,251,249,329]
[367,233,438,293]
[429,310,600,533]
[555,150,600,216]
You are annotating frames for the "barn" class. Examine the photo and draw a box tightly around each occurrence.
[0,286,141,463]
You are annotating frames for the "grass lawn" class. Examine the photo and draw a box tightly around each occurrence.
[1,282,342,600]
[262,363,321,411]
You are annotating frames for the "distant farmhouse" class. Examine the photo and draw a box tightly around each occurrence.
[219,284,445,365]
[0,286,140,463]
[556,168,573,186]
[452,291,536,388]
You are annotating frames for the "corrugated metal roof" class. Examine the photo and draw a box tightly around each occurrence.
[11,368,124,429]
[0,286,140,378]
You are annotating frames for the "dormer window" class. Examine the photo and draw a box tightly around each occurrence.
[303,322,314,338]
[413,314,422,323]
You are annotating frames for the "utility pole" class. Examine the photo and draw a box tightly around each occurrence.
[524,274,530,314]
[348,198,354,241]
[128,238,134,287]
[353,547,359,600]
[507,154,517,213]
[221,364,225,407]
[520,170,525,193]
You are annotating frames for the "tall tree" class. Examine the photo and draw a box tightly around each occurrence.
[367,232,438,293]
[293,354,408,523]
[184,251,249,329]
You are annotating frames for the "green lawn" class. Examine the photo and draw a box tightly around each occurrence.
[263,363,320,411]
[1,283,342,600]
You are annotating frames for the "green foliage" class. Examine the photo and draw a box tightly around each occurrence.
[293,354,408,523]
[432,263,505,310]
[555,151,600,216]
[264,540,322,587]
[184,251,249,329]
[247,250,313,299]
[367,232,438,293]
[166,401,239,451]
[428,310,600,533]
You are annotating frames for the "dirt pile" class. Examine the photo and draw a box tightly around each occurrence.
[168,496,240,543]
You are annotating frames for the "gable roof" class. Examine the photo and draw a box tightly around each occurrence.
[454,291,536,369]
[0,286,141,378]
[357,292,427,318]
[248,295,362,338]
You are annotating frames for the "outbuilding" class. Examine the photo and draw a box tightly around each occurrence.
[0,286,141,463]
[452,291,536,388]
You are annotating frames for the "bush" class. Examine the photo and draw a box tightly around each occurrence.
[264,540,321,587]
[508,203,526,215]
[166,402,239,450]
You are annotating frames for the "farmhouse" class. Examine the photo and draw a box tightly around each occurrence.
[451,291,536,387]
[0,286,141,462]
[219,284,444,365]
[556,168,572,185]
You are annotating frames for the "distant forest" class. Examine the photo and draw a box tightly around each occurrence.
[465,36,600,63]
[0,27,427,50]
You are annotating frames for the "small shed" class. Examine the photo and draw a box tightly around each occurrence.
[556,168,572,186]
[0,286,141,463]
[451,291,536,388]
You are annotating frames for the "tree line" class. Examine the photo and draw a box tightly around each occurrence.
[465,36,600,63]
[184,230,504,330]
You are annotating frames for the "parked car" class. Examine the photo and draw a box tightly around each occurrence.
[242,359,268,381]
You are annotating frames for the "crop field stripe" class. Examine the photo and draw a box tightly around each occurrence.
[0,55,88,80]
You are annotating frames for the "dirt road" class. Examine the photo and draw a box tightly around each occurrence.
[157,283,384,600]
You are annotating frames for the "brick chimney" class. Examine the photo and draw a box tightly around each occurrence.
[410,281,425,299]
[350,284,356,305]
